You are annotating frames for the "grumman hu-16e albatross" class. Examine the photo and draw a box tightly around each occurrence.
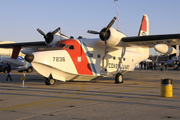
[1,14,180,85]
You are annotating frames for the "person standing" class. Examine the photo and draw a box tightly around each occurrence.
[144,62,146,70]
[6,63,12,81]
[154,62,156,70]
[164,63,168,71]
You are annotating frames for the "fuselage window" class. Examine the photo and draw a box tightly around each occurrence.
[89,53,93,57]
[97,54,101,58]
[65,45,69,49]
[58,44,66,48]
[69,45,74,50]
[123,58,125,61]
[113,56,116,60]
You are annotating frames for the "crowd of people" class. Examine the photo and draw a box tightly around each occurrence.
[139,61,168,71]
[139,61,156,70]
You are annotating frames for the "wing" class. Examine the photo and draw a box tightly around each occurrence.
[0,41,46,48]
[0,41,47,66]
[122,33,180,47]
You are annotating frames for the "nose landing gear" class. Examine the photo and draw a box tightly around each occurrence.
[45,74,56,85]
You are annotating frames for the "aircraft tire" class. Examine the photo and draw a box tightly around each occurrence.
[115,73,123,84]
[26,67,33,73]
[45,78,56,85]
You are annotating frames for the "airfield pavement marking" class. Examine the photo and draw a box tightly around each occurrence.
[15,115,38,120]
[0,83,86,111]
[15,95,180,120]
[0,84,160,111]
[14,86,172,120]
[1,70,180,120]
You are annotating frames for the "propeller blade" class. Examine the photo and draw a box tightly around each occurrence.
[51,27,60,35]
[87,30,100,34]
[105,17,117,32]
[37,28,46,37]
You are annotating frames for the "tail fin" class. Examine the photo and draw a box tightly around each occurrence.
[138,14,149,36]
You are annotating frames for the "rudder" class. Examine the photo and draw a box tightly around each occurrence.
[138,14,149,36]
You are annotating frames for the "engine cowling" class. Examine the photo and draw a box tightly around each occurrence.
[100,27,126,47]
[154,44,177,55]
[37,27,61,46]
[45,32,61,46]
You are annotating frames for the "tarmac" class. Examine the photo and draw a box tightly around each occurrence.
[0,69,180,120]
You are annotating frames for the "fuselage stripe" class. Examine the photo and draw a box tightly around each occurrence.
[81,41,97,75]
[57,39,93,75]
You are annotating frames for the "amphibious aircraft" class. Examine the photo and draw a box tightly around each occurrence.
[0,14,180,85]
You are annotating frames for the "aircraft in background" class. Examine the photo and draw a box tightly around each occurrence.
[0,14,180,85]
[161,56,180,70]
[0,56,33,73]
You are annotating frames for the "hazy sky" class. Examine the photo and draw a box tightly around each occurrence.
[0,0,179,55]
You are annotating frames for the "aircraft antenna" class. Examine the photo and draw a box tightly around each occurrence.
[84,34,86,39]
[114,0,119,30]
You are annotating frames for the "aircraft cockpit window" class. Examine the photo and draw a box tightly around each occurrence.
[52,42,60,48]
[69,45,74,50]
[65,45,69,49]
[58,44,66,48]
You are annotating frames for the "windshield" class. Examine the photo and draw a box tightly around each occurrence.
[58,44,66,48]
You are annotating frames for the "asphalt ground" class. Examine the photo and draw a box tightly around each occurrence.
[0,69,180,120]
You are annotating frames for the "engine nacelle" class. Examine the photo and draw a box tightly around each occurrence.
[154,44,177,55]
[100,27,126,46]
[45,32,61,46]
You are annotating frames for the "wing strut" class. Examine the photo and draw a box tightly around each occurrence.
[116,46,126,73]
[11,46,21,59]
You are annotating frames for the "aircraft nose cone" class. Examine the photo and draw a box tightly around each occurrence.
[25,54,34,63]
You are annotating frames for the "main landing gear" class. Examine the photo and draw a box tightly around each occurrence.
[115,72,123,84]
[115,46,126,84]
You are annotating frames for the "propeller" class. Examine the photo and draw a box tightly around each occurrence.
[37,27,60,44]
[87,17,117,53]
[87,30,99,34]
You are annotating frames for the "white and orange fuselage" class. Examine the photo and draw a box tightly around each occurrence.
[32,39,149,81]
[1,14,179,85]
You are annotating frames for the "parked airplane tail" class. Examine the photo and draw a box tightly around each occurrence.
[138,14,149,36]
[138,14,150,62]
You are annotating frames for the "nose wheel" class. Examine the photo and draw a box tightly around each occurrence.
[45,77,56,85]
[115,73,123,84]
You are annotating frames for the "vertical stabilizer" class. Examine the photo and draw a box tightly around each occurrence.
[138,14,149,36]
